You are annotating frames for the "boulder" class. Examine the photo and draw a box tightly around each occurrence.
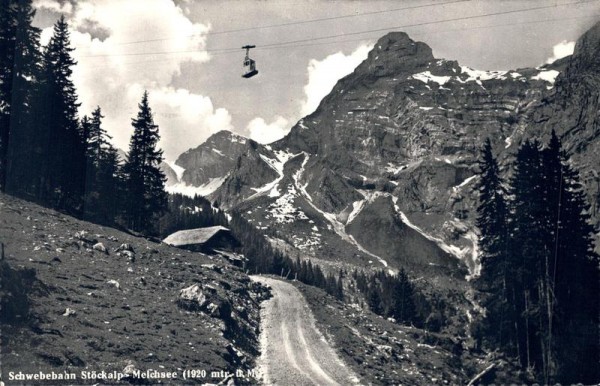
[106,279,120,290]
[115,243,135,253]
[93,242,107,254]
[74,230,89,241]
[178,284,209,311]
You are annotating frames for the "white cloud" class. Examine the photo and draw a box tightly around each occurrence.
[136,85,233,160]
[35,0,231,161]
[546,40,575,64]
[300,44,372,116]
[247,116,289,144]
[33,0,73,14]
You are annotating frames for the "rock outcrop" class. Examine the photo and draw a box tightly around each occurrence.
[179,22,600,277]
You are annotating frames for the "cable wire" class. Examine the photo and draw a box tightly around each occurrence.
[112,0,472,46]
[77,1,599,60]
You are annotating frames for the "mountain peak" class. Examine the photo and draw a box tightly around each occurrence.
[359,31,434,78]
[375,31,425,53]
[208,130,248,143]
[565,21,600,75]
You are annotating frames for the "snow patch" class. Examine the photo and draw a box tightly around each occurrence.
[229,133,247,144]
[458,66,507,82]
[166,161,185,181]
[347,200,367,225]
[531,69,559,84]
[465,231,480,278]
[249,151,296,199]
[266,184,309,224]
[452,175,477,192]
[297,120,309,130]
[411,71,451,86]
[293,153,311,201]
[385,162,407,174]
[212,148,224,156]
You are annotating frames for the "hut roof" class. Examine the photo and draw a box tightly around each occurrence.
[163,226,231,247]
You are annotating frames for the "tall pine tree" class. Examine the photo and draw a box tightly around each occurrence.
[474,139,516,353]
[508,139,548,371]
[542,131,599,384]
[476,133,599,384]
[122,91,167,235]
[37,16,85,211]
[82,106,121,224]
[1,0,42,194]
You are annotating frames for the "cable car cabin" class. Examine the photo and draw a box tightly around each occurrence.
[241,44,258,78]
[242,58,258,78]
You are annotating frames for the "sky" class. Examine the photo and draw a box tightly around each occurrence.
[31,0,600,162]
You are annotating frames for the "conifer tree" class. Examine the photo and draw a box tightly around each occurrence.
[367,276,383,314]
[542,132,599,384]
[82,107,121,224]
[392,269,418,325]
[508,139,547,370]
[1,0,42,194]
[474,139,515,351]
[475,133,599,384]
[37,16,85,211]
[122,91,167,235]
[336,270,344,301]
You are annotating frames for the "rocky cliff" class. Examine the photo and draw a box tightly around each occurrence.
[174,22,600,278]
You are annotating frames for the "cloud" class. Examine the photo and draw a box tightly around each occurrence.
[35,0,231,161]
[33,0,74,14]
[247,116,289,144]
[300,44,372,116]
[130,85,233,160]
[546,40,575,64]
[246,44,371,144]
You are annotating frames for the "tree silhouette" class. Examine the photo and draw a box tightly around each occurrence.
[122,91,167,234]
[1,0,42,195]
[37,16,85,211]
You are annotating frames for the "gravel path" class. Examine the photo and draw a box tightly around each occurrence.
[251,276,361,386]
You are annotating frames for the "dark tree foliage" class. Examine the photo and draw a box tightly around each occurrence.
[352,268,425,328]
[122,91,167,235]
[544,132,599,384]
[36,16,86,211]
[0,11,192,241]
[473,139,515,352]
[475,133,599,384]
[82,107,121,224]
[227,210,343,300]
[159,193,229,238]
[1,0,42,195]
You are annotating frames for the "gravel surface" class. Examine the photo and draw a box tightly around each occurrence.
[251,276,361,386]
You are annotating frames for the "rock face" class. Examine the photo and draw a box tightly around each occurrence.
[167,130,283,199]
[346,195,464,277]
[160,161,178,185]
[175,131,269,186]
[178,23,600,277]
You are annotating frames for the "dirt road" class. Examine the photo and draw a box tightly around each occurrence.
[251,276,361,386]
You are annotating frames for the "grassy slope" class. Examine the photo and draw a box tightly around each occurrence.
[0,193,266,385]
